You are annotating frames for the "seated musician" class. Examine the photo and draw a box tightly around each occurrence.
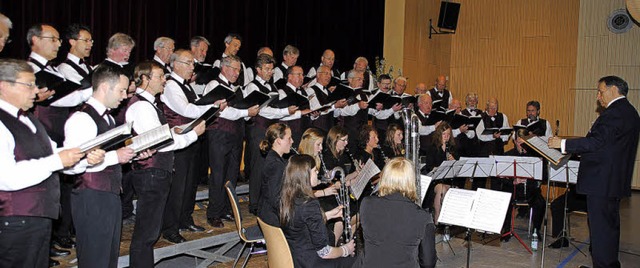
[381,123,405,158]
[358,157,437,268]
[354,124,386,170]
[280,155,355,268]
[421,122,459,224]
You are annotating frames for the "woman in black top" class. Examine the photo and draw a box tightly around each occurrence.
[280,155,355,268]
[358,157,436,268]
[381,123,405,158]
[257,123,294,226]
[422,122,458,224]
[355,125,387,170]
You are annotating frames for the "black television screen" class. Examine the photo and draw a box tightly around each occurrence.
[437,1,461,31]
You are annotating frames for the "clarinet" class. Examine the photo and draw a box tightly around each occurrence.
[344,147,358,172]
[333,167,352,242]
[318,152,332,183]
[377,144,389,162]
[290,147,300,155]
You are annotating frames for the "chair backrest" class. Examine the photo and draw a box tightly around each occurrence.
[257,217,294,268]
[225,181,248,242]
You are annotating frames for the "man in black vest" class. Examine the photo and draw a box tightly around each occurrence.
[475,98,511,194]
[58,24,94,84]
[427,75,453,112]
[213,34,253,87]
[306,65,348,133]
[63,65,139,267]
[306,49,341,87]
[160,50,220,242]
[513,100,553,154]
[273,45,300,88]
[461,92,482,117]
[371,75,403,139]
[153,37,175,75]
[414,94,442,154]
[126,61,208,267]
[341,57,375,91]
[335,70,369,152]
[278,65,313,149]
[0,59,86,268]
[204,55,259,227]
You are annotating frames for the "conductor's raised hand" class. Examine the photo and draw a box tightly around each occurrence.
[59,148,85,167]
[548,136,562,149]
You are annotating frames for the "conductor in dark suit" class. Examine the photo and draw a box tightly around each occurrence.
[549,75,640,268]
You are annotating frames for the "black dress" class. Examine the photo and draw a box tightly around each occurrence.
[257,150,287,226]
[357,193,436,268]
[282,198,354,268]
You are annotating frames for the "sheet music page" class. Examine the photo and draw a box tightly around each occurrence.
[127,124,172,153]
[493,155,543,180]
[433,160,457,180]
[438,188,477,227]
[458,157,495,177]
[468,188,512,234]
[350,159,381,199]
[419,175,433,205]
[525,136,567,165]
[548,160,580,184]
[79,122,132,152]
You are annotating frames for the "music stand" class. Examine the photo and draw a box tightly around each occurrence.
[458,157,496,244]
[493,155,544,254]
[428,159,466,255]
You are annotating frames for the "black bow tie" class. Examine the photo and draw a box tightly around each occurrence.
[17,109,27,117]
[79,59,85,65]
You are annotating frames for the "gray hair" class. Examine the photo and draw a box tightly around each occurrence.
[347,69,363,79]
[354,56,368,65]
[26,24,47,46]
[283,45,299,56]
[190,36,210,48]
[153,37,174,50]
[0,59,34,82]
[222,55,241,67]
[0,13,12,29]
[223,34,241,45]
[106,33,135,53]
[394,76,407,84]
[169,49,193,68]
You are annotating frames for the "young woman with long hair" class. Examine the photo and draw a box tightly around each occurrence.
[422,122,459,224]
[382,123,405,158]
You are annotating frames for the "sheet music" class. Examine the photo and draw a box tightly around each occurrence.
[468,188,512,234]
[493,155,543,180]
[78,122,132,152]
[458,157,496,177]
[350,159,381,199]
[419,175,433,205]
[524,136,570,166]
[432,160,467,180]
[548,160,580,184]
[437,188,477,226]
[438,188,512,234]
[126,124,173,153]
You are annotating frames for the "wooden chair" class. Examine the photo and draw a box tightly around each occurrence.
[225,182,265,268]
[257,217,294,268]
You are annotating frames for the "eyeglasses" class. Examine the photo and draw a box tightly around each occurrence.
[1,80,37,89]
[38,36,62,43]
[75,38,94,44]
[175,60,194,66]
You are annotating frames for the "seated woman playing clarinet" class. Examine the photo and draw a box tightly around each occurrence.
[355,124,387,170]
[357,157,437,268]
[421,122,459,224]
[280,154,355,268]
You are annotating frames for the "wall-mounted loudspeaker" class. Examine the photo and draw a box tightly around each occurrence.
[607,9,633,34]
[437,1,461,31]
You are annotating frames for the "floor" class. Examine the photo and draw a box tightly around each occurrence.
[53,188,640,268]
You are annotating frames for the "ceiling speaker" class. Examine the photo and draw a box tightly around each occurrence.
[607,9,633,33]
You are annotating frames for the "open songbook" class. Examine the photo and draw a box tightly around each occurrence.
[513,120,544,135]
[177,106,221,134]
[481,127,513,136]
[78,122,133,153]
[449,113,482,130]
[125,124,174,153]
[522,135,571,166]
[349,159,381,200]
[233,91,280,110]
[438,188,512,234]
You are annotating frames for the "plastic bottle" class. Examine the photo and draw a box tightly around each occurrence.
[531,228,538,251]
[444,226,451,242]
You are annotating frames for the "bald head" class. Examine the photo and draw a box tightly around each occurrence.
[486,97,499,116]
[449,99,462,114]
[321,49,335,68]
[435,75,447,92]
[418,94,433,115]
[415,82,427,94]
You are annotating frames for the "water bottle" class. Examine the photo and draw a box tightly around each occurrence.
[531,228,538,251]
[443,226,451,242]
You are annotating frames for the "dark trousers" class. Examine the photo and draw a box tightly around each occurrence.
[53,174,74,240]
[207,129,241,219]
[71,189,122,268]
[247,125,267,214]
[120,164,135,219]
[550,191,587,237]
[587,195,621,268]
[0,216,51,268]
[163,142,199,236]
[129,168,172,268]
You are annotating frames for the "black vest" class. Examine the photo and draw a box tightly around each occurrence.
[250,79,278,130]
[0,109,60,219]
[127,94,175,172]
[428,88,450,111]
[518,118,548,137]
[207,78,244,135]
[30,58,71,147]
[481,112,505,129]
[75,105,123,194]
[63,59,90,78]
[309,84,334,133]
[162,77,198,127]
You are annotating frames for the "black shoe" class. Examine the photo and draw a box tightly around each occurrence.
[49,247,70,257]
[500,234,511,243]
[52,237,75,249]
[49,258,60,267]
[221,214,235,222]
[549,237,569,248]
[163,233,186,243]
[578,265,591,268]
[180,224,205,232]
[208,218,224,228]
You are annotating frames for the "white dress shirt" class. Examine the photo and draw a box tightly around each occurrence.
[417,110,437,136]
[29,52,91,107]
[245,77,290,119]
[272,62,290,84]
[126,90,198,152]
[63,98,120,174]
[160,73,213,119]
[0,99,64,191]
[58,53,93,84]
[203,75,249,120]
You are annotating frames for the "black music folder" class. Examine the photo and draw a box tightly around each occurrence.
[481,127,513,136]
[177,106,221,134]
[194,85,236,105]
[327,84,354,103]
[35,71,87,105]
[513,120,544,135]
[449,113,482,130]
[232,91,278,110]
